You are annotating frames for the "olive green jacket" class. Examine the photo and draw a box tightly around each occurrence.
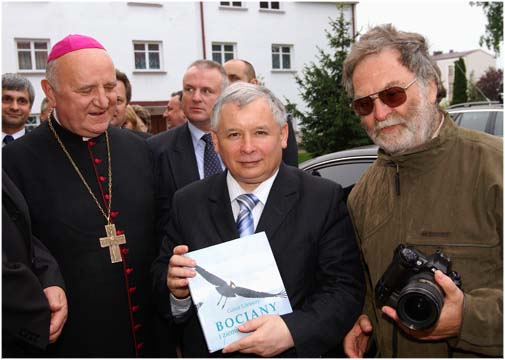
[348,113,503,357]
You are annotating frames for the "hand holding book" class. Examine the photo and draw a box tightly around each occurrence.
[167,244,196,299]
[222,314,294,357]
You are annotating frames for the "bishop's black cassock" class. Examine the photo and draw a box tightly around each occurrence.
[3,119,173,357]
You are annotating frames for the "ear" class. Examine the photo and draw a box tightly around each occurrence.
[250,78,259,85]
[426,79,438,104]
[41,79,57,107]
[280,122,288,149]
[211,130,220,154]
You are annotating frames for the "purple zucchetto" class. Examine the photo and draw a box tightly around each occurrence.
[47,34,105,62]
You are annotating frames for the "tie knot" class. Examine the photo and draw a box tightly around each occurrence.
[3,135,14,145]
[201,133,213,144]
[236,193,259,212]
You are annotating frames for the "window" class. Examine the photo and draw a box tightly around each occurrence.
[133,41,162,70]
[26,115,39,132]
[260,2,280,10]
[272,45,292,70]
[16,39,49,71]
[220,2,243,7]
[212,43,235,64]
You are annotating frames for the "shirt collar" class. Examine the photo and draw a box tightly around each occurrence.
[227,167,280,206]
[3,128,26,140]
[53,110,91,141]
[187,121,208,150]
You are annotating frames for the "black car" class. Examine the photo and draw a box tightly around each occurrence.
[447,102,503,137]
[300,145,378,200]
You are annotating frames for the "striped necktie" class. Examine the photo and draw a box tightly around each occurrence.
[236,193,259,237]
[201,133,222,178]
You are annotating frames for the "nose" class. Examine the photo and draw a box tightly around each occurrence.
[240,134,255,154]
[191,89,203,102]
[94,87,109,108]
[372,96,394,121]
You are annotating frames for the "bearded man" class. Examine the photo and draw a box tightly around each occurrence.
[341,24,502,358]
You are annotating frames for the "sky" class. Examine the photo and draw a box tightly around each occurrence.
[355,0,503,66]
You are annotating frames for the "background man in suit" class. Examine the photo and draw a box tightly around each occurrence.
[162,90,187,130]
[223,59,299,167]
[152,82,364,357]
[2,73,35,145]
[2,170,67,356]
[110,69,131,128]
[148,60,228,238]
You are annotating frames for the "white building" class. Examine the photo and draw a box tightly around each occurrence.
[2,1,356,133]
[432,49,496,104]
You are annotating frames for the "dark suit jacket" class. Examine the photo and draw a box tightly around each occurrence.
[2,170,65,356]
[151,164,364,357]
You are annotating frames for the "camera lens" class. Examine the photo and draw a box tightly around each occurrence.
[396,274,444,330]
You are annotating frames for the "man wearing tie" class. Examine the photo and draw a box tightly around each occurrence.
[152,82,364,357]
[148,60,227,239]
[2,73,35,146]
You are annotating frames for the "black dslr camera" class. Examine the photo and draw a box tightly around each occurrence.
[375,244,461,331]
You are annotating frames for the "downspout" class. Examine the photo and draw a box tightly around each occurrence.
[351,2,356,38]
[200,1,207,59]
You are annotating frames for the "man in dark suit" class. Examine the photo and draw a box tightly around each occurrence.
[152,82,364,357]
[148,60,228,239]
[2,170,67,356]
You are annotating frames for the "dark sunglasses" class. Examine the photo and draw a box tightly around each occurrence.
[352,78,418,116]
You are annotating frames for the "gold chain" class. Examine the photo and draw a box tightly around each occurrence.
[48,117,112,223]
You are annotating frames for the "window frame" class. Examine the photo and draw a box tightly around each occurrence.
[211,43,236,65]
[259,2,283,12]
[132,40,164,72]
[271,44,294,71]
[15,38,49,73]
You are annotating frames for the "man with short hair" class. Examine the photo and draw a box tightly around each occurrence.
[3,34,174,357]
[224,59,299,167]
[152,82,364,357]
[148,60,228,238]
[2,73,34,145]
[342,24,502,358]
[40,97,52,122]
[111,69,131,127]
[162,90,187,130]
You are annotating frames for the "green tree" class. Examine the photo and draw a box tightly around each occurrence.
[451,58,468,105]
[467,71,487,102]
[471,2,503,54]
[286,5,371,157]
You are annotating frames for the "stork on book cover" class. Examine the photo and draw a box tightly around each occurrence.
[185,232,293,353]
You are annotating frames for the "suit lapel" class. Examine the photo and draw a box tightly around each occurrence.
[171,123,200,188]
[256,164,299,239]
[208,172,238,245]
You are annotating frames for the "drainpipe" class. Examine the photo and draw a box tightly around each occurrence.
[200,2,207,59]
[351,3,356,38]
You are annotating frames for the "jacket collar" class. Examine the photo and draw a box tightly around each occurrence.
[206,163,299,243]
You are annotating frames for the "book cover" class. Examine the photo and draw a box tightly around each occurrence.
[185,232,293,353]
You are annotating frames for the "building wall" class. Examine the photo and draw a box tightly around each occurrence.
[2,1,354,131]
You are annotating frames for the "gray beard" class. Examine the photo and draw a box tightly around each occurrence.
[365,97,440,155]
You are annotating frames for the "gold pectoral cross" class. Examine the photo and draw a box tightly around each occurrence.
[99,223,126,263]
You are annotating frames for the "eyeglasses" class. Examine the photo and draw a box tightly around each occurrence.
[351,78,418,116]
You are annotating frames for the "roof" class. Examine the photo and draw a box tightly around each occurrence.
[431,48,496,61]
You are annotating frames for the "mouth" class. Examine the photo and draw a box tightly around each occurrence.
[239,159,261,167]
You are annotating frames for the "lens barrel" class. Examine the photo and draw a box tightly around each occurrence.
[396,274,444,330]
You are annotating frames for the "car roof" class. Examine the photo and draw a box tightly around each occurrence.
[447,102,503,111]
[300,144,378,170]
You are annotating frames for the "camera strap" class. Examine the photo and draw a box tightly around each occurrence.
[392,324,398,358]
